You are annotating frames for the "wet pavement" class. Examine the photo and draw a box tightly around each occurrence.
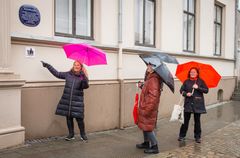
[0,101,240,158]
[148,120,240,158]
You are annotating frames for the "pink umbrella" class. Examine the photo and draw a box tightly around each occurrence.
[63,43,107,66]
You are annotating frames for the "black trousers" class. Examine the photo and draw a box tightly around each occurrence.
[179,112,201,139]
[66,116,86,136]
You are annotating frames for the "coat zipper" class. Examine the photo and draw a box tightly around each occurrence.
[68,79,75,117]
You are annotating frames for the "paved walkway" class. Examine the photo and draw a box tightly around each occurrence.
[0,101,240,158]
[148,120,240,158]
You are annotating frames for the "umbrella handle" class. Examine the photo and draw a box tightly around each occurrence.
[191,80,197,95]
[191,88,195,95]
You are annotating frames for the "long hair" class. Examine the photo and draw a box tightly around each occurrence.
[188,67,199,79]
[71,61,89,78]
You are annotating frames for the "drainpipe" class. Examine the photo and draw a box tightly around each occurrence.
[118,0,124,129]
[234,0,239,88]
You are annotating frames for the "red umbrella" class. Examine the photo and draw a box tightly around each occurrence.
[132,93,139,125]
[175,61,221,88]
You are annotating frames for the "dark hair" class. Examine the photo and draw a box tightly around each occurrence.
[188,67,199,78]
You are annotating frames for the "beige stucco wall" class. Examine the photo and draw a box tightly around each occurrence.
[21,77,235,139]
[218,0,236,59]
[160,0,183,53]
[10,0,54,37]
[22,82,120,139]
[198,0,215,56]
[10,44,118,81]
[10,0,236,57]
[122,51,235,79]
[98,0,118,46]
[0,86,25,148]
[122,0,135,47]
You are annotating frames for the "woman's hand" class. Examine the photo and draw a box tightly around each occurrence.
[186,92,192,97]
[193,84,198,89]
[137,81,144,88]
[41,61,48,68]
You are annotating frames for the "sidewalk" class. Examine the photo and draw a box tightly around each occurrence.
[148,120,240,158]
[0,101,240,158]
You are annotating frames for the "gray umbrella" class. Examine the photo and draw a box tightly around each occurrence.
[154,63,174,93]
[139,53,178,93]
[140,52,179,65]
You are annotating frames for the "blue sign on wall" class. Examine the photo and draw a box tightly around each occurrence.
[19,4,41,27]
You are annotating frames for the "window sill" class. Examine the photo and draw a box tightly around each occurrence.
[123,47,235,62]
[10,32,119,51]
[135,43,155,48]
[55,32,94,41]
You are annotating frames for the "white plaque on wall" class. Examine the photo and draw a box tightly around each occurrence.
[25,47,35,58]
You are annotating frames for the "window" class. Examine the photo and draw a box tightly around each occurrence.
[135,0,155,47]
[214,4,222,56]
[238,0,240,12]
[55,0,93,39]
[183,0,195,52]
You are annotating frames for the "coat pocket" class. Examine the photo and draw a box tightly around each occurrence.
[194,97,205,110]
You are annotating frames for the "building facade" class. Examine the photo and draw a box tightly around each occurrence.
[0,0,237,148]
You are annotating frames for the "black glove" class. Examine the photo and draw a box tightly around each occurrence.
[41,61,49,68]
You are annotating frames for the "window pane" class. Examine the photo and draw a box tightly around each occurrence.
[183,14,188,50]
[238,0,240,11]
[76,0,92,37]
[216,6,222,23]
[145,0,154,45]
[215,25,221,55]
[188,15,195,51]
[56,0,72,34]
[183,0,188,11]
[189,0,195,14]
[135,0,144,44]
[214,5,217,22]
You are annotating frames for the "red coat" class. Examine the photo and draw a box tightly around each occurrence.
[138,72,162,132]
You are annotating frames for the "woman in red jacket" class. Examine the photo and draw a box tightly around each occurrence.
[136,64,163,154]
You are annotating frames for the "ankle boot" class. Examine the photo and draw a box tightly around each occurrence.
[136,141,150,149]
[144,144,159,154]
[65,133,75,141]
[80,133,88,141]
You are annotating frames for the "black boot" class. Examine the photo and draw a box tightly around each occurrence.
[178,137,185,141]
[136,142,150,149]
[80,134,88,141]
[77,118,88,141]
[65,134,75,141]
[144,144,159,154]
[195,138,201,143]
[65,117,75,141]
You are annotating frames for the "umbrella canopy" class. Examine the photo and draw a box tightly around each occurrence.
[175,61,221,88]
[139,53,178,67]
[152,52,179,64]
[139,53,178,93]
[154,63,175,93]
[63,43,107,66]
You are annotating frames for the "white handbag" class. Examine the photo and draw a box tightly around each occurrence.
[170,95,184,124]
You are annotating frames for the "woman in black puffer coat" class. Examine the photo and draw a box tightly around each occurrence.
[178,67,208,143]
[41,60,89,141]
